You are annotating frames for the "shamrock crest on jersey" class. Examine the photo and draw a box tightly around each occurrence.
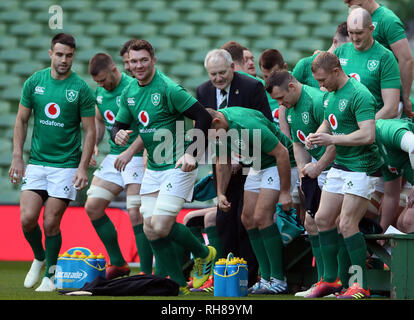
[301,112,309,124]
[367,60,380,72]
[151,93,161,106]
[338,99,348,112]
[65,89,78,102]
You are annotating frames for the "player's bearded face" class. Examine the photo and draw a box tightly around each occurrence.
[49,43,74,75]
[129,49,156,84]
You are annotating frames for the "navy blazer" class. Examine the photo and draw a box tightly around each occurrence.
[196,71,273,122]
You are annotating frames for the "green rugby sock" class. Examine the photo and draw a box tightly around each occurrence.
[204,226,224,261]
[92,214,125,267]
[23,224,45,261]
[44,232,61,278]
[247,228,271,281]
[150,237,187,286]
[260,224,284,281]
[337,233,352,289]
[319,228,339,283]
[344,232,368,289]
[309,234,324,281]
[133,224,153,274]
[166,222,209,259]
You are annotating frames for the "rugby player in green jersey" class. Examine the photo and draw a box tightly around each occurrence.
[85,53,154,279]
[206,107,296,294]
[9,33,96,291]
[335,7,401,119]
[344,0,414,118]
[306,52,382,299]
[293,22,349,88]
[111,40,215,294]
[375,119,414,233]
[265,71,341,296]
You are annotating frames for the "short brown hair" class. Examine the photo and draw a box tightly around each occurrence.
[88,53,115,76]
[128,39,154,58]
[259,49,285,70]
[311,51,342,73]
[265,70,296,93]
[120,39,136,57]
[221,41,244,65]
[51,33,76,50]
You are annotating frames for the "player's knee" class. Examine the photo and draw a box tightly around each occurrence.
[314,210,335,230]
[304,214,318,234]
[241,212,255,229]
[85,186,115,216]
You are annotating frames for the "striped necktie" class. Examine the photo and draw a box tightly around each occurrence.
[219,89,227,109]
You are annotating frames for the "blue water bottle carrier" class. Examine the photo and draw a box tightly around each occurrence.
[54,247,106,289]
[213,253,248,297]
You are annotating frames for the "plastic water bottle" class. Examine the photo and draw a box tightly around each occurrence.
[96,253,106,270]
[213,259,227,297]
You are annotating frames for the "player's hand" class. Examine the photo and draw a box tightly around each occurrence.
[279,191,293,212]
[307,132,333,146]
[218,194,231,212]
[89,145,99,167]
[114,150,133,172]
[403,98,413,119]
[175,153,196,172]
[9,157,25,184]
[72,168,88,190]
[115,129,133,146]
[302,162,321,179]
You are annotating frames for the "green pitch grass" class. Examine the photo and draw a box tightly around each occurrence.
[0,261,309,300]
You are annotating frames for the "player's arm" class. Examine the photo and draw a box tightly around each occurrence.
[73,116,96,190]
[111,120,132,146]
[375,88,400,120]
[293,142,312,175]
[176,101,212,172]
[267,142,292,210]
[305,119,331,149]
[9,103,31,184]
[114,134,145,172]
[310,119,375,146]
[95,106,106,146]
[89,106,105,166]
[215,156,232,212]
[390,38,414,118]
[278,105,292,139]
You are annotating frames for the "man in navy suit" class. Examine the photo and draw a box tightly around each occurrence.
[196,49,272,287]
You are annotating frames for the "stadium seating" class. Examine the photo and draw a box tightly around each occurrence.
[0,0,411,205]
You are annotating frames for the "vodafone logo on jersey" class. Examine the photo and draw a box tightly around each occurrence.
[104,110,115,124]
[272,108,279,123]
[44,102,61,119]
[328,114,338,130]
[296,130,307,144]
[138,111,149,127]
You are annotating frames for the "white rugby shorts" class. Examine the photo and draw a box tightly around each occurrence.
[21,164,78,200]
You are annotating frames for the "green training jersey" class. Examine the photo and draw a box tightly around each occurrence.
[95,73,143,156]
[324,77,382,174]
[292,53,320,88]
[375,118,414,184]
[237,70,281,128]
[286,85,331,166]
[20,67,95,168]
[115,68,197,171]
[372,4,407,51]
[218,107,296,170]
[334,41,400,113]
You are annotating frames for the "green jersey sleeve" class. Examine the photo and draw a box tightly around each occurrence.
[352,86,376,123]
[79,83,96,117]
[379,50,401,89]
[115,86,134,125]
[372,5,407,48]
[20,74,36,108]
[167,84,197,114]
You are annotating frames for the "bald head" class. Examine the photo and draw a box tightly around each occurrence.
[347,7,372,30]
